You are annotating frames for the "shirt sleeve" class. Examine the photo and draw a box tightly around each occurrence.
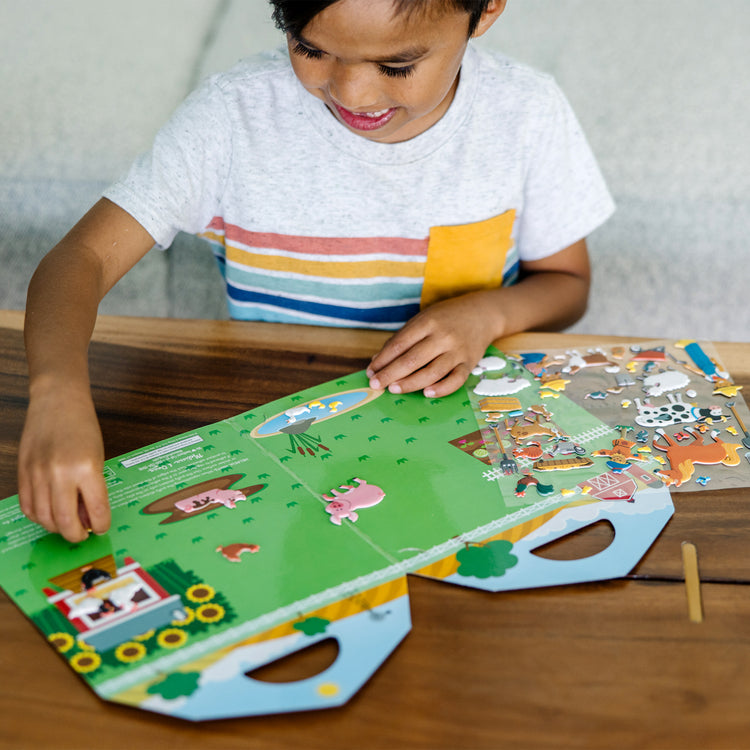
[515,78,615,262]
[103,76,233,249]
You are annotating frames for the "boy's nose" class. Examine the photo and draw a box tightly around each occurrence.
[328,62,379,111]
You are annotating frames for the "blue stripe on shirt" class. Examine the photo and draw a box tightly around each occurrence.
[226,285,420,325]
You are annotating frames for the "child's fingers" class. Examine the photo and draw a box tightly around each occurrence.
[17,473,38,525]
[368,336,442,391]
[388,355,470,396]
[50,480,91,543]
[78,501,92,531]
[32,485,59,534]
[50,468,109,541]
[23,467,57,532]
[80,475,111,535]
[367,325,427,378]
[422,366,473,398]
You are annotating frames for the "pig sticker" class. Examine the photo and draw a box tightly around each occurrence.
[174,488,247,514]
[323,478,385,525]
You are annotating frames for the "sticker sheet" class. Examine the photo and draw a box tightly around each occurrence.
[508,340,750,492]
[1,341,737,720]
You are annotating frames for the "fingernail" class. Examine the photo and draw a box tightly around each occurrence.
[366,367,374,377]
[424,388,435,398]
[370,378,381,389]
[388,384,402,394]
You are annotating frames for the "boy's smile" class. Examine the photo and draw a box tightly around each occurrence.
[288,0,504,144]
[332,102,398,132]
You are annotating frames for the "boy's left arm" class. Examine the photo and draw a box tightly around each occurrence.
[367,238,590,398]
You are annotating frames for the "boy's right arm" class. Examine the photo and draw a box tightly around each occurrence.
[18,198,156,542]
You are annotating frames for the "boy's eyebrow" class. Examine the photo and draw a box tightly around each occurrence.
[294,33,428,64]
[370,46,429,64]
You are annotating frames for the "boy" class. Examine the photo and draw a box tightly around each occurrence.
[18,0,614,542]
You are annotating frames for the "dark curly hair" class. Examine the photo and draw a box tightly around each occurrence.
[269,0,493,39]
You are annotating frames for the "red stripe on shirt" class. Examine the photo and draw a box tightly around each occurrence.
[206,217,428,257]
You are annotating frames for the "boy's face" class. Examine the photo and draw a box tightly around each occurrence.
[288,0,504,144]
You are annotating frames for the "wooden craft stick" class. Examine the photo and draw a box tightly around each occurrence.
[681,541,704,623]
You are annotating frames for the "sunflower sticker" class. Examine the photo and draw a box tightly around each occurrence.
[185,584,215,603]
[157,628,188,649]
[115,641,147,663]
[69,652,102,674]
[47,632,75,653]
[195,603,225,624]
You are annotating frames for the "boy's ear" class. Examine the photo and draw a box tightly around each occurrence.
[471,0,508,38]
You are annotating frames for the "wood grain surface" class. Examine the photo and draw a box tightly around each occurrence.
[2,310,750,749]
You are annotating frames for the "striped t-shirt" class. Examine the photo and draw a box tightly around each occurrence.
[105,45,614,329]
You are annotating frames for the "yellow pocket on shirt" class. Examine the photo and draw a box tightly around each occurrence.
[420,209,516,309]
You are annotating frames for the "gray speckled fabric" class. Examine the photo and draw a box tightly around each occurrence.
[2,0,748,341]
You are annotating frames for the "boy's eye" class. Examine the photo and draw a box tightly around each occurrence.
[291,38,415,79]
[292,41,324,60]
[378,64,415,79]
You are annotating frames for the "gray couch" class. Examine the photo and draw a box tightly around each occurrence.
[2,1,748,340]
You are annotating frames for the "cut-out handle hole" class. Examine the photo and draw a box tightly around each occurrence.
[531,519,615,561]
[245,638,339,684]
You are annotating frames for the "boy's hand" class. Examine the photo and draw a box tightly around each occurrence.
[366,292,501,398]
[366,240,592,398]
[18,199,154,543]
[18,382,110,543]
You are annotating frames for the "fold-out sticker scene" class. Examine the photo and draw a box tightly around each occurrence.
[0,339,746,720]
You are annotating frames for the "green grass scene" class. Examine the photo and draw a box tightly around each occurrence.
[0,356,623,692]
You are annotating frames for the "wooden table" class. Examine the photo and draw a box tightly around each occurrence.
[2,309,750,750]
